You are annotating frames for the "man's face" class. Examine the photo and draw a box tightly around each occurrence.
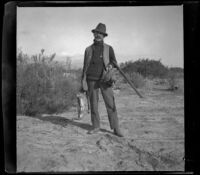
[93,32,105,41]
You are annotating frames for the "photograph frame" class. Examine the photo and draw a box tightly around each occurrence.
[2,1,200,174]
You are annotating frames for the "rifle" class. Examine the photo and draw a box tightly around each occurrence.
[113,62,144,98]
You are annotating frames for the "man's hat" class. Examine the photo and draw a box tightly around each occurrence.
[91,23,108,37]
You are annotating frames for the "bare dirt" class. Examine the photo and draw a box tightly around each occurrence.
[17,80,184,172]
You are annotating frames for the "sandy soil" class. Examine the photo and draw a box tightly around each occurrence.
[17,81,184,172]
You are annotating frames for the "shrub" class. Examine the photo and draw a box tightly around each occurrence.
[122,58,169,78]
[123,72,145,89]
[17,49,80,116]
[167,70,179,91]
[169,67,184,78]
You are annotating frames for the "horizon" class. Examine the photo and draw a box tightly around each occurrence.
[17,6,183,68]
[17,50,183,69]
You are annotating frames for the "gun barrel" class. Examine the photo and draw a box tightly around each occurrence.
[113,62,144,98]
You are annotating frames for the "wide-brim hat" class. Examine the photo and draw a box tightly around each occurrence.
[91,23,108,37]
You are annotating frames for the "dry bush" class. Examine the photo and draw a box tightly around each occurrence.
[167,71,179,91]
[17,49,79,116]
[121,59,169,78]
[154,78,167,85]
[123,72,145,89]
[142,78,154,91]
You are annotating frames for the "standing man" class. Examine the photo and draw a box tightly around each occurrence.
[81,23,123,137]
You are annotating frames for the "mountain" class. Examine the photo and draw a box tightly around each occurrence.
[54,54,162,69]
[54,54,83,69]
[68,54,138,69]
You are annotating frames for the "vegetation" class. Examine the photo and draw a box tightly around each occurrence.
[120,59,169,78]
[119,58,183,90]
[123,72,146,88]
[17,49,81,116]
[17,49,183,116]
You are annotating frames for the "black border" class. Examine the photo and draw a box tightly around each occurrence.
[2,1,17,174]
[2,1,200,174]
[184,1,200,174]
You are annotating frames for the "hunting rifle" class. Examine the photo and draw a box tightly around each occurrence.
[112,62,144,98]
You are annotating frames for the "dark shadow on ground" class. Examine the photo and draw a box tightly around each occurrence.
[29,115,113,134]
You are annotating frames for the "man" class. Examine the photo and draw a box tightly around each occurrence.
[81,23,123,137]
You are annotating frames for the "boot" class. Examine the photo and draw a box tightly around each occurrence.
[113,128,124,137]
[87,128,100,134]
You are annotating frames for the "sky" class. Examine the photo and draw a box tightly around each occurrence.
[17,6,183,67]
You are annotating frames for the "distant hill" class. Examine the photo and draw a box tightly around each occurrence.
[54,54,83,69]
[54,54,184,70]
[54,54,140,69]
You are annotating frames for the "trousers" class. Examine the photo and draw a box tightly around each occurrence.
[87,79,119,130]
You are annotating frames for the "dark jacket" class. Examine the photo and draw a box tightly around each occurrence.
[86,41,104,80]
[81,43,117,91]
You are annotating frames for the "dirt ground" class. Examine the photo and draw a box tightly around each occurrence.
[17,79,184,172]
